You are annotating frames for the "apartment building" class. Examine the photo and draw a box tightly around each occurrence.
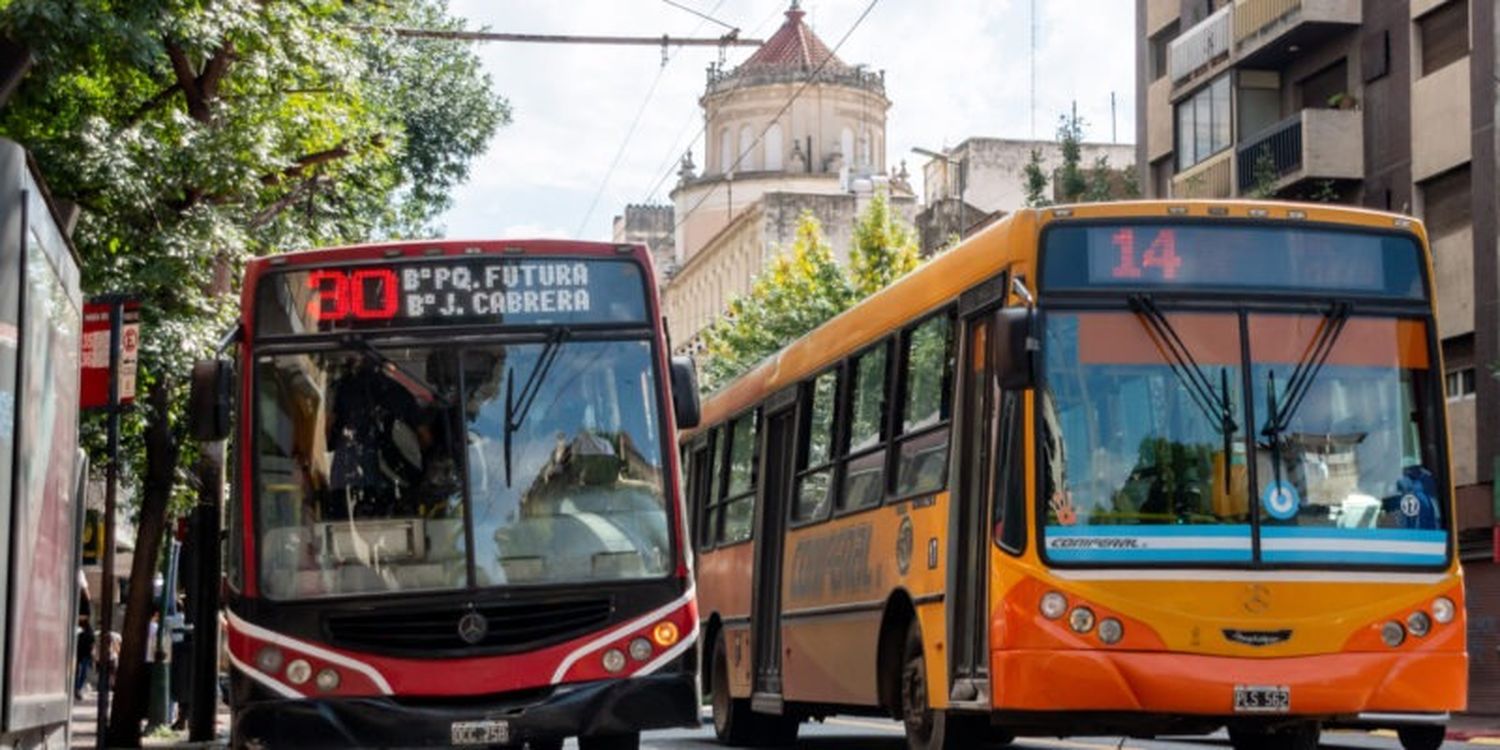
[1135,0,1498,715]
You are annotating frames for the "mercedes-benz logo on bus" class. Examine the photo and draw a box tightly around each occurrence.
[458,612,489,645]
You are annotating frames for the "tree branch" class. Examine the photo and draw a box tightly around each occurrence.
[121,82,182,128]
[250,175,323,229]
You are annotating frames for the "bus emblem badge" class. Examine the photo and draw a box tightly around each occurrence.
[458,612,489,645]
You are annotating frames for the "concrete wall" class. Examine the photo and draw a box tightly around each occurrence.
[612,204,674,283]
[919,139,1136,216]
[1412,56,1473,181]
[1434,227,1476,338]
[1449,397,1478,486]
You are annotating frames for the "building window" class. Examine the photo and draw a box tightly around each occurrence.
[1148,21,1178,82]
[1446,367,1477,401]
[765,122,784,171]
[1420,165,1471,240]
[1418,0,1468,77]
[719,127,732,174]
[738,125,756,171]
[1175,74,1231,172]
[1298,59,1348,109]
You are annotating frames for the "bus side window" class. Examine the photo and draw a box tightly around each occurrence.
[793,368,840,523]
[717,411,759,544]
[839,341,890,512]
[995,391,1027,555]
[699,427,725,549]
[893,310,956,498]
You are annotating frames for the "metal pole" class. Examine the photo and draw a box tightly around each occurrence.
[188,442,223,742]
[95,300,121,749]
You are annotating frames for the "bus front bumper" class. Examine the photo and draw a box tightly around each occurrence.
[231,672,699,748]
[991,649,1467,718]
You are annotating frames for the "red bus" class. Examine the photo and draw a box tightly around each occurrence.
[193,240,702,750]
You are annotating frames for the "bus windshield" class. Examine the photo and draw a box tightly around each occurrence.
[1038,308,1447,568]
[254,337,669,599]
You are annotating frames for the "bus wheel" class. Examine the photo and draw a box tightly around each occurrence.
[577,733,639,750]
[711,633,758,746]
[900,620,981,750]
[1397,725,1446,750]
[1228,722,1319,750]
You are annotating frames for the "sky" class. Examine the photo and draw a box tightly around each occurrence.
[438,0,1137,242]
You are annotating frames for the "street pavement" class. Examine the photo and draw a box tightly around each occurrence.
[67,694,1497,749]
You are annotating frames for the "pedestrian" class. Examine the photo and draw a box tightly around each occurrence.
[74,613,95,700]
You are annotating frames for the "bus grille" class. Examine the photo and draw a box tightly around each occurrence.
[324,597,614,655]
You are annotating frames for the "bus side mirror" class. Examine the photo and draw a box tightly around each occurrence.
[994,307,1036,391]
[669,356,702,430]
[189,359,234,442]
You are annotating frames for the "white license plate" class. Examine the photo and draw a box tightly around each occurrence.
[1233,685,1291,713]
[450,719,510,746]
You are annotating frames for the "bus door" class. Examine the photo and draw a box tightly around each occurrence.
[947,274,1008,707]
[750,390,797,713]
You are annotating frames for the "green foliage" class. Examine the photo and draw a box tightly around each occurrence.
[1245,145,1280,199]
[698,212,853,391]
[699,194,924,392]
[1121,166,1141,199]
[1309,179,1339,203]
[0,0,508,508]
[848,190,919,298]
[1055,110,1087,203]
[1084,155,1114,203]
[1022,147,1050,207]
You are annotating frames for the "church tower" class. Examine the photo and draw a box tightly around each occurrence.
[661,2,912,354]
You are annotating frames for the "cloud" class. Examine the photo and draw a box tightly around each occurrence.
[440,0,1135,240]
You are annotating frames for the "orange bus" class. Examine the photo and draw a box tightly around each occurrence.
[682,201,1466,750]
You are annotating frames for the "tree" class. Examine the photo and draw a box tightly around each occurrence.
[698,212,852,390]
[1022,147,1050,207]
[1085,154,1115,202]
[0,1,506,744]
[1055,110,1088,203]
[1245,145,1281,199]
[848,190,919,298]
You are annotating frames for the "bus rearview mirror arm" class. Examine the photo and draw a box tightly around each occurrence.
[188,359,235,442]
[995,276,1038,391]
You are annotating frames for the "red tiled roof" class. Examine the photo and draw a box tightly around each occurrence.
[737,4,846,73]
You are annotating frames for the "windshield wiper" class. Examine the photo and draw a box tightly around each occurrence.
[337,334,452,408]
[1128,294,1239,434]
[1128,294,1239,492]
[1260,301,1352,506]
[503,327,571,487]
[1261,301,1352,441]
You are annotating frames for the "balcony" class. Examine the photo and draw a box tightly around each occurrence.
[1235,108,1362,193]
[1172,149,1233,199]
[1234,0,1361,67]
[1168,4,1233,86]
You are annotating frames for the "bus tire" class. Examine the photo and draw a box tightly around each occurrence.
[1397,725,1446,750]
[899,619,983,750]
[1228,722,1319,750]
[710,633,758,746]
[577,733,639,750]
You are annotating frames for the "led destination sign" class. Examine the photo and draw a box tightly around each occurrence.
[255,258,648,335]
[1041,224,1425,299]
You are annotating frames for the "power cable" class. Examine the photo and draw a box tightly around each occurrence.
[670,0,881,236]
[573,0,730,237]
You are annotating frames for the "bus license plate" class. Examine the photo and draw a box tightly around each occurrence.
[1233,685,1291,713]
[450,719,510,746]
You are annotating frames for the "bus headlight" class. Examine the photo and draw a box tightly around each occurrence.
[1040,592,1068,620]
[1068,607,1096,634]
[285,659,312,685]
[602,649,627,673]
[1406,611,1432,638]
[254,646,284,674]
[1097,618,1124,645]
[315,668,340,692]
[1380,621,1406,648]
[628,637,653,661]
[1432,597,1456,624]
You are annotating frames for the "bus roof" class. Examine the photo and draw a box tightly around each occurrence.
[686,199,1428,436]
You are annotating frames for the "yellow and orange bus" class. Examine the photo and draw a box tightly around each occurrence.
[683,201,1466,750]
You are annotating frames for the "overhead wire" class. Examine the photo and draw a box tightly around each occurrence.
[638,2,788,206]
[573,0,731,238]
[670,0,882,236]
